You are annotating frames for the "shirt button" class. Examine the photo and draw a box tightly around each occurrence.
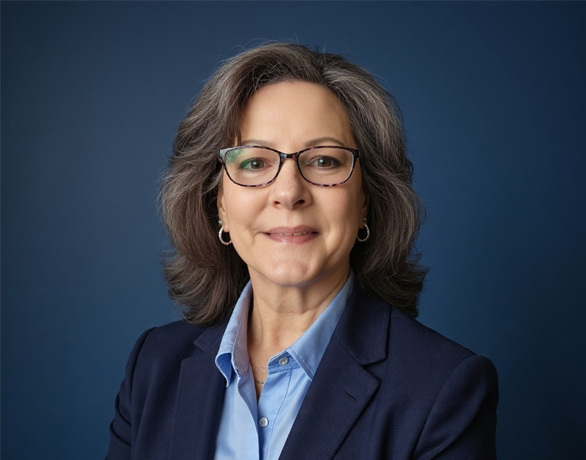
[258,417,269,428]
[278,356,289,366]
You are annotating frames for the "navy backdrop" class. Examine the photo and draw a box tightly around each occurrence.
[2,2,585,459]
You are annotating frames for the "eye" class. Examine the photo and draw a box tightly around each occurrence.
[319,156,338,167]
[239,158,266,170]
[307,155,341,168]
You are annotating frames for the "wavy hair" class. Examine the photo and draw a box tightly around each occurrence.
[161,43,426,325]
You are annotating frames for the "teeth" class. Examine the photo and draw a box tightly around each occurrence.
[279,232,309,236]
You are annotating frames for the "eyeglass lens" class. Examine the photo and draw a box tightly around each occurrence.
[223,147,355,186]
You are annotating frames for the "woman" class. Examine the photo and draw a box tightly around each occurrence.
[107,43,498,459]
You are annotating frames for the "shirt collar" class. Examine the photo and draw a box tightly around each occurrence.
[215,280,253,386]
[214,272,354,386]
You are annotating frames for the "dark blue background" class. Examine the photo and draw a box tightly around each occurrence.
[2,2,585,458]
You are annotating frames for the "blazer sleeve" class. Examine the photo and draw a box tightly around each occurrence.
[106,327,156,460]
[413,354,499,460]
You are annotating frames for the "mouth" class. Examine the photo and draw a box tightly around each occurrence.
[265,226,318,243]
[266,226,318,235]
[275,231,312,236]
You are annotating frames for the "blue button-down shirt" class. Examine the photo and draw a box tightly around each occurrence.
[214,273,354,460]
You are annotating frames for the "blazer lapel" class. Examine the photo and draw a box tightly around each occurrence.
[168,322,227,460]
[279,286,390,460]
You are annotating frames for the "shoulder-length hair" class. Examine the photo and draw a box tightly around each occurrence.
[161,42,426,326]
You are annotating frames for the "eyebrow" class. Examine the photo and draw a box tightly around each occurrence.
[240,137,346,148]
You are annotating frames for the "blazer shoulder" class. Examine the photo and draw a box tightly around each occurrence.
[384,306,498,402]
[139,320,206,350]
[379,307,498,458]
[132,319,227,367]
[387,308,498,410]
[389,307,479,365]
[388,312,499,458]
[119,319,227,413]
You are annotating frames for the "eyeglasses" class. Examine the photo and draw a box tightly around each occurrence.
[218,145,360,187]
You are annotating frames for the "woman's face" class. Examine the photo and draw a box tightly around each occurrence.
[217,81,367,290]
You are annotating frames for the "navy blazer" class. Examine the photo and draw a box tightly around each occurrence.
[107,285,498,459]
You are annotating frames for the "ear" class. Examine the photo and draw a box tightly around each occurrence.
[360,186,370,224]
[217,186,229,231]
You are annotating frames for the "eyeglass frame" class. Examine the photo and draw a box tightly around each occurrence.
[218,145,361,188]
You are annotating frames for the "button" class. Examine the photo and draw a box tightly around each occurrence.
[258,417,269,428]
[278,356,289,366]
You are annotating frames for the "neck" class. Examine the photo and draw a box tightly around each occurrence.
[247,265,350,355]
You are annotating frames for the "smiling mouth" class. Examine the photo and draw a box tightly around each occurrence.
[265,227,318,243]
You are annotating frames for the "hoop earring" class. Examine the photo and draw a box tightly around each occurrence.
[356,218,370,242]
[218,219,232,246]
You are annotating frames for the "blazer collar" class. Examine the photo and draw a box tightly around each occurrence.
[332,283,390,365]
[168,321,228,460]
[280,284,391,460]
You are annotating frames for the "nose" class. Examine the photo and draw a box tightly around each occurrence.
[270,158,310,209]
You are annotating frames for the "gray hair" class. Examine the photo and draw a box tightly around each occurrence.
[161,43,426,325]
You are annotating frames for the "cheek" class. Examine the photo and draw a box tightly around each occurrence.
[323,194,363,240]
[222,188,264,231]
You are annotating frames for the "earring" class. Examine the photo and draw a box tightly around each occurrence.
[218,219,232,246]
[356,217,370,242]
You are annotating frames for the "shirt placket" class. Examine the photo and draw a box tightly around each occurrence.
[257,353,294,460]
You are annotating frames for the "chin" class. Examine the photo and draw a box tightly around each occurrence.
[254,260,318,287]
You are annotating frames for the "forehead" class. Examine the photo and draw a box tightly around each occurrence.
[239,81,355,148]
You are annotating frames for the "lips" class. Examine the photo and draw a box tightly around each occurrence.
[265,226,318,243]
